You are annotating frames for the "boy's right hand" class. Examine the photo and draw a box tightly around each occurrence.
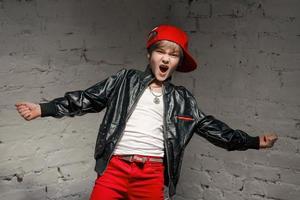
[15,102,41,121]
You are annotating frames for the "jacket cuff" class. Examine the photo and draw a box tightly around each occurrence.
[39,102,57,117]
[246,136,260,150]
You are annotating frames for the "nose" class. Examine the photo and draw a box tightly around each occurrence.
[162,55,170,64]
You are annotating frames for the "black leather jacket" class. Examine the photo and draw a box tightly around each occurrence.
[40,66,259,197]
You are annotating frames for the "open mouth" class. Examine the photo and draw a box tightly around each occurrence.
[159,65,169,73]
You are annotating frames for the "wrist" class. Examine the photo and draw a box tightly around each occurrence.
[39,102,57,117]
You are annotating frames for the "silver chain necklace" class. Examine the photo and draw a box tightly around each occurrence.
[149,86,162,104]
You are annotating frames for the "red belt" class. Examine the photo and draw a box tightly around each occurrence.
[116,155,163,164]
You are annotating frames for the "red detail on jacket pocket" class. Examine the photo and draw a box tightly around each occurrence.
[176,116,194,121]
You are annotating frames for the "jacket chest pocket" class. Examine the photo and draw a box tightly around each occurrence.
[175,115,194,122]
[171,115,195,145]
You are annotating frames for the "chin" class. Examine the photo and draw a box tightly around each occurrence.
[157,78,166,82]
[155,75,168,82]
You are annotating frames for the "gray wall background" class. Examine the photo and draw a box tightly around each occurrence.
[0,0,299,199]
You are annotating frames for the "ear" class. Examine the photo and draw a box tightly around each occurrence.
[147,53,150,59]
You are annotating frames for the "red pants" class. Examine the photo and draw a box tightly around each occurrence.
[89,156,164,200]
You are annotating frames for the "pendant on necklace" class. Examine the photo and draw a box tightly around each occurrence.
[153,97,160,104]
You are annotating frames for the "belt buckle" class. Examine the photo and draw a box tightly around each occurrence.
[132,155,147,163]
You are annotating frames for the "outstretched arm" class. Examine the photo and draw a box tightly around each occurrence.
[15,68,127,119]
[195,114,278,151]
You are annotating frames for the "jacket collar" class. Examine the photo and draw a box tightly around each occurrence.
[140,65,174,94]
[140,65,155,85]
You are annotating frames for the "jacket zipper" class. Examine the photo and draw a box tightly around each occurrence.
[162,84,172,200]
[101,80,153,175]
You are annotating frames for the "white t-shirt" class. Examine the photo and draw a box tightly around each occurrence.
[113,87,164,157]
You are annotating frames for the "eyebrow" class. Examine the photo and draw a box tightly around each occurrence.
[156,47,180,53]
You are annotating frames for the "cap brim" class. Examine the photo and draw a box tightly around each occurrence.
[176,50,198,72]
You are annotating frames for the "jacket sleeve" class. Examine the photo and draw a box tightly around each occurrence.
[194,108,260,151]
[39,69,127,118]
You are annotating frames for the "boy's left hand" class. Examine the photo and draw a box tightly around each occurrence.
[259,133,278,149]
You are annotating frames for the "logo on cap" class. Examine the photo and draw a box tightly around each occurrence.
[148,30,157,41]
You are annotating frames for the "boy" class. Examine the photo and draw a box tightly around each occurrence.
[16,25,278,200]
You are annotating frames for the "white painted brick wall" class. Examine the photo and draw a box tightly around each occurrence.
[0,0,299,200]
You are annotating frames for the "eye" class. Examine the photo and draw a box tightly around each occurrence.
[170,53,179,58]
[155,49,164,54]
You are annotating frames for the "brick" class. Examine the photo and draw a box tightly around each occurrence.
[223,161,249,177]
[268,151,300,170]
[0,187,46,200]
[202,187,223,200]
[243,179,265,196]
[265,182,300,200]
[280,169,300,185]
[263,0,300,18]
[180,167,211,187]
[45,147,92,168]
[223,191,245,200]
[247,164,281,182]
[211,170,244,191]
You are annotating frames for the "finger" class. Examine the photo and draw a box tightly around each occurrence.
[23,111,31,117]
[20,111,30,116]
[18,108,30,113]
[24,113,31,120]
[25,116,32,121]
[15,105,22,109]
[21,114,28,119]
[20,107,30,112]
[266,133,277,139]
[16,105,27,110]
[15,102,23,107]
[18,111,25,117]
[21,106,31,111]
[271,133,278,138]
[268,139,277,147]
[15,102,28,107]
[268,133,277,138]
[270,135,278,141]
[26,114,36,121]
[266,138,276,145]
[17,109,24,115]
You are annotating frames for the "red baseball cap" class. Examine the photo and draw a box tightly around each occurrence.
[146,24,198,72]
